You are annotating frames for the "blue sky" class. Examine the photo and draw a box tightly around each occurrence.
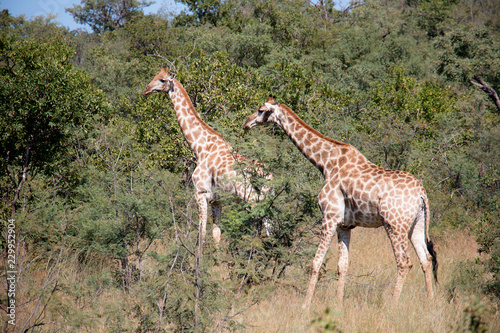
[1,0,350,31]
[1,0,184,30]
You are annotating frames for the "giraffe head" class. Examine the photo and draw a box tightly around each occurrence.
[142,66,176,95]
[243,96,279,130]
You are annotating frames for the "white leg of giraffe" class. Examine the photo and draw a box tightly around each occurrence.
[336,227,352,307]
[195,190,210,253]
[263,217,273,236]
[193,168,212,253]
[302,213,339,309]
[211,202,222,246]
[384,223,413,303]
[410,208,434,298]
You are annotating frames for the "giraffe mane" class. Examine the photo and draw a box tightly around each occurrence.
[278,103,349,147]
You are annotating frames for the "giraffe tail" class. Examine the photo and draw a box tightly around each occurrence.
[423,195,438,284]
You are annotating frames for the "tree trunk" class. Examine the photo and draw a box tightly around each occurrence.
[11,144,30,217]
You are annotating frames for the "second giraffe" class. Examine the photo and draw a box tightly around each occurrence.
[243,96,438,309]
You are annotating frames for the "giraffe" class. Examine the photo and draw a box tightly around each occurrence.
[142,67,270,251]
[243,96,438,309]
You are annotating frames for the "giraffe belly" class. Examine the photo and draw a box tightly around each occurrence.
[343,199,384,228]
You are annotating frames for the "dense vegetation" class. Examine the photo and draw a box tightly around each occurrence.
[1,0,499,331]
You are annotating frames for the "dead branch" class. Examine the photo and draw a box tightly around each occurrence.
[470,76,500,115]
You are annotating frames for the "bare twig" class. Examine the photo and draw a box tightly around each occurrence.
[149,52,177,72]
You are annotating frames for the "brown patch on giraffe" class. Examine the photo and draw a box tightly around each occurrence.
[296,129,306,142]
[338,156,347,167]
[198,136,207,145]
[349,167,360,179]
[339,167,350,179]
[320,150,329,160]
[191,129,201,140]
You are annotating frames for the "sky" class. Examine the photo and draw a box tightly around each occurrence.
[1,0,350,32]
[1,0,185,31]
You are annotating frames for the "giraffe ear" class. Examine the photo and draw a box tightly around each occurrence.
[170,73,176,80]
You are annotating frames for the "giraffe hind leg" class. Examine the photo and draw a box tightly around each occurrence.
[384,224,413,303]
[410,210,436,299]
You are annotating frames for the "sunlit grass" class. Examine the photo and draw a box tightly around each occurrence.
[240,228,500,332]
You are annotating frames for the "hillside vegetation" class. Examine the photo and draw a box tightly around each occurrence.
[1,0,499,331]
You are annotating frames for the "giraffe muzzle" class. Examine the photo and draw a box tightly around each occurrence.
[243,115,257,130]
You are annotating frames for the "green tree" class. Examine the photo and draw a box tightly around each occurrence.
[434,27,500,87]
[173,0,236,26]
[66,0,153,33]
[0,19,109,217]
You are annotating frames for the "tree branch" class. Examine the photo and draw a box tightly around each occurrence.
[11,143,30,216]
[470,76,500,115]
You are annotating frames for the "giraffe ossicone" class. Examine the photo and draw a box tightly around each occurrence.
[243,96,438,309]
[142,67,271,252]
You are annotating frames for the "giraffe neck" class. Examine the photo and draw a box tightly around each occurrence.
[168,80,228,158]
[275,104,348,176]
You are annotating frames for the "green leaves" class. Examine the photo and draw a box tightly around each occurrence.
[66,0,153,33]
[435,27,500,86]
[0,30,109,216]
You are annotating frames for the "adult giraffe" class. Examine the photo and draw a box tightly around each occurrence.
[142,67,270,251]
[243,96,437,309]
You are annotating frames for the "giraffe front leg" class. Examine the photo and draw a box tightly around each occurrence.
[193,167,213,253]
[336,227,352,307]
[303,216,336,310]
[195,190,210,254]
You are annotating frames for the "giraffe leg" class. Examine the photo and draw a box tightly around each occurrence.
[410,214,434,299]
[193,167,213,253]
[384,224,413,303]
[336,227,351,307]
[211,202,222,246]
[262,217,273,236]
[195,191,210,253]
[302,217,336,310]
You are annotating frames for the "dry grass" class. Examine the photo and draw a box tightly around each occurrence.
[238,228,500,333]
[10,228,499,332]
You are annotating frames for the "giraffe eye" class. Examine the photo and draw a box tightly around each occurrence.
[159,79,166,83]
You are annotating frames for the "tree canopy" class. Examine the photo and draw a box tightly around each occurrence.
[66,0,153,33]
